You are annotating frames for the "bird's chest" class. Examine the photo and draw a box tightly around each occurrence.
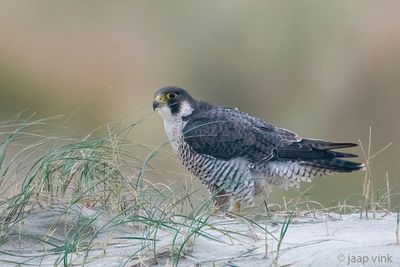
[163,118,186,153]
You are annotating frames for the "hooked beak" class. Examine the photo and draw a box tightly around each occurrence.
[152,95,167,110]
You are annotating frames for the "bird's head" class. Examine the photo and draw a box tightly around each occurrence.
[153,86,195,120]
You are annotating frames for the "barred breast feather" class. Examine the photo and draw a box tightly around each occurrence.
[178,142,255,204]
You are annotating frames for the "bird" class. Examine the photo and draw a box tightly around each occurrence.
[152,86,365,213]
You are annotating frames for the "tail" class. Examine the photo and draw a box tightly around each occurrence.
[299,139,365,172]
[303,158,365,173]
[274,138,365,174]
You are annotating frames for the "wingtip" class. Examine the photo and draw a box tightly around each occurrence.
[333,142,359,149]
[303,139,359,150]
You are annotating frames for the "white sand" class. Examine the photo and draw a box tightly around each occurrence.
[1,205,398,266]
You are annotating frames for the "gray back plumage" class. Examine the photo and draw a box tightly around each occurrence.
[182,103,301,163]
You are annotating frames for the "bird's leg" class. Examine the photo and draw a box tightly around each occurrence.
[215,193,230,208]
[222,200,241,218]
[233,201,241,214]
[211,189,230,215]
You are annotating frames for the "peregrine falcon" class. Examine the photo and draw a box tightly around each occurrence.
[152,86,364,213]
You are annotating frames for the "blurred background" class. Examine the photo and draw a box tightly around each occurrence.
[1,1,399,206]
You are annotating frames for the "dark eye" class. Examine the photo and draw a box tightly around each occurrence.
[166,92,177,100]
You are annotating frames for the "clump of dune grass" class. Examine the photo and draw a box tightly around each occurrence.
[358,127,394,218]
[0,114,140,233]
[272,215,292,266]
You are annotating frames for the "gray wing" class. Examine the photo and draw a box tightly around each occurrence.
[182,108,301,163]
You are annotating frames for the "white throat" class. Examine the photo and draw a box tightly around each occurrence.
[157,101,194,153]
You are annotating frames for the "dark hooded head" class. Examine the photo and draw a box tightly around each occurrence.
[153,86,196,118]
